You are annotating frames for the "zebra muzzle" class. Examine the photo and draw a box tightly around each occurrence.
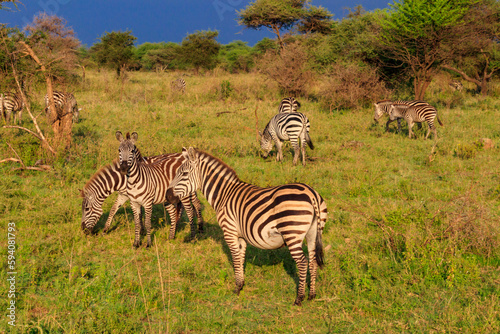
[165,188,180,205]
[119,162,128,175]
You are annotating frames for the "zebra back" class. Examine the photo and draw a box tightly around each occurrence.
[1,92,23,124]
[44,91,80,122]
[278,97,301,113]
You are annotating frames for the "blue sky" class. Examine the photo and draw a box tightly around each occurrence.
[0,0,390,47]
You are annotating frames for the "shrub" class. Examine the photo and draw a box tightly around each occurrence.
[257,42,312,96]
[319,62,390,111]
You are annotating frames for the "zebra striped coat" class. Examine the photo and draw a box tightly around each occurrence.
[1,92,24,124]
[80,155,204,240]
[259,112,314,166]
[166,147,328,306]
[117,131,205,247]
[44,91,80,123]
[278,97,301,113]
[171,78,186,93]
[389,103,444,139]
[373,100,431,132]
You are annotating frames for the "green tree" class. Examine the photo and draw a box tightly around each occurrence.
[179,30,220,74]
[238,0,306,49]
[377,0,475,99]
[296,4,333,34]
[90,30,137,77]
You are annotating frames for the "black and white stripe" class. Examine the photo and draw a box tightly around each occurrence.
[278,97,301,113]
[259,112,314,166]
[80,154,204,241]
[0,92,24,124]
[44,91,80,123]
[171,78,186,93]
[373,100,432,132]
[166,147,328,306]
[388,103,444,139]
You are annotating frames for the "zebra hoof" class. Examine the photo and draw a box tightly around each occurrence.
[308,293,316,301]
[133,241,141,248]
[293,296,304,306]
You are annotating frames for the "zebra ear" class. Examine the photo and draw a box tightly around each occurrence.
[187,147,197,161]
[116,131,124,142]
[131,132,138,143]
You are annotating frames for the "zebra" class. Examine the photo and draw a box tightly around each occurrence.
[0,92,24,124]
[259,112,314,166]
[171,78,186,93]
[166,147,328,306]
[449,80,463,92]
[44,91,80,123]
[373,100,431,133]
[278,97,301,113]
[80,154,204,240]
[388,103,444,139]
[116,131,205,247]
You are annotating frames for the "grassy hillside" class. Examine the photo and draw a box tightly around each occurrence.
[1,70,499,333]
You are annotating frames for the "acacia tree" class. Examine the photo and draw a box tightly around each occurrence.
[377,0,476,99]
[91,30,137,77]
[179,30,220,74]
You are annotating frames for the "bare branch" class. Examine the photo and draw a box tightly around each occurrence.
[3,125,42,140]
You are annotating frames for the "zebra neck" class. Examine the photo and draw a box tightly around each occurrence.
[199,158,241,210]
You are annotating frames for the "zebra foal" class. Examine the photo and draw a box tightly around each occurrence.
[116,132,205,247]
[166,147,328,306]
[80,155,203,240]
[388,103,443,139]
[259,112,314,166]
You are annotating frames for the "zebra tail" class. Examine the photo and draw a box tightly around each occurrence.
[315,225,324,268]
[306,131,314,150]
[437,116,444,127]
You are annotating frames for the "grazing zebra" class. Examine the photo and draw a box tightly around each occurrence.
[373,100,430,132]
[449,80,463,92]
[0,92,24,124]
[44,91,80,123]
[171,78,186,93]
[388,103,444,139]
[278,97,301,113]
[116,131,205,247]
[259,112,314,166]
[166,147,328,306]
[80,155,204,240]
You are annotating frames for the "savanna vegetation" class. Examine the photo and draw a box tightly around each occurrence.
[1,0,500,332]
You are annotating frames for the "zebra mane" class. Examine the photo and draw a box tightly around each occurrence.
[375,99,393,104]
[81,159,120,196]
[198,150,240,181]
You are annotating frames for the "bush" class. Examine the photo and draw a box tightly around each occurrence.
[319,62,390,111]
[257,42,312,96]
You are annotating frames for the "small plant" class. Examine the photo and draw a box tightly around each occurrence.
[454,143,478,159]
[219,80,233,100]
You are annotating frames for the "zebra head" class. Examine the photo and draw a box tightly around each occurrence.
[116,131,138,175]
[166,147,200,204]
[373,102,387,121]
[258,130,273,158]
[80,189,103,234]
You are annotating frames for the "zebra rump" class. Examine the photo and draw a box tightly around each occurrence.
[1,92,24,124]
[278,97,301,113]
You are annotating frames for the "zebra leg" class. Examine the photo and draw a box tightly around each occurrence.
[305,221,320,301]
[191,192,204,233]
[165,203,179,239]
[103,193,129,233]
[180,196,197,239]
[275,139,284,162]
[130,202,143,248]
[291,140,300,166]
[408,120,414,139]
[285,234,309,306]
[425,121,436,140]
[397,118,402,133]
[223,227,247,295]
[300,135,307,166]
[143,203,153,248]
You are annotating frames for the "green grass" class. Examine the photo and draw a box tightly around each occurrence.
[1,70,499,333]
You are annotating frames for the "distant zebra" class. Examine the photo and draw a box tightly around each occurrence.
[166,147,327,306]
[259,112,314,166]
[449,80,463,92]
[44,91,80,123]
[388,103,444,139]
[0,92,24,124]
[80,154,204,240]
[116,131,205,247]
[278,97,301,113]
[171,78,186,93]
[373,100,430,132]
